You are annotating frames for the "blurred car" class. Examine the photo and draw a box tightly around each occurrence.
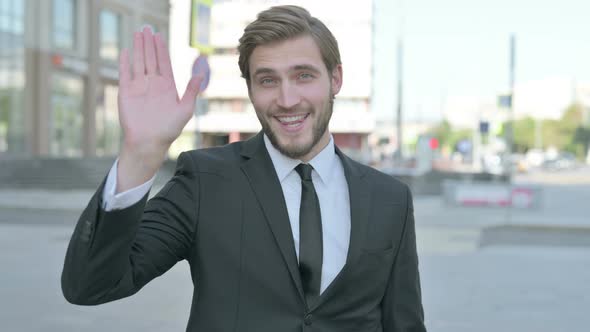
[510,153,529,173]
[542,152,577,171]
[525,149,545,169]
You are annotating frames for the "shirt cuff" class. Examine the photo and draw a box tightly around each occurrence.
[102,159,156,211]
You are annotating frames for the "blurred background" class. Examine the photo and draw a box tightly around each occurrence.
[0,0,589,331]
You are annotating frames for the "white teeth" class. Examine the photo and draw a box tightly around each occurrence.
[277,115,306,123]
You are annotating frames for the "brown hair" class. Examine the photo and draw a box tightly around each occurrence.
[238,5,341,86]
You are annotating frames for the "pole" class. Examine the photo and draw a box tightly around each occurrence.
[396,37,403,161]
[505,34,516,181]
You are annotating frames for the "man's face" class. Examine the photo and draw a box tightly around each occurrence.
[248,35,342,161]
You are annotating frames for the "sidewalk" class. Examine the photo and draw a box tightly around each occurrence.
[0,185,165,211]
[0,189,95,211]
[413,195,590,229]
[1,187,588,230]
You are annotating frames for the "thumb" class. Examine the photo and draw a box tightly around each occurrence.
[180,75,205,107]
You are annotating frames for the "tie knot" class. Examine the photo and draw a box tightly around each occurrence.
[295,163,314,181]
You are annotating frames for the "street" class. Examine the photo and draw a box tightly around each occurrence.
[1,168,589,331]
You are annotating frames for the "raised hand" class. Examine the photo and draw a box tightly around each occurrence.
[119,27,202,151]
[116,27,203,192]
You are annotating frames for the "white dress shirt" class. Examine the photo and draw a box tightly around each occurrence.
[102,160,156,211]
[102,134,351,293]
[263,135,351,293]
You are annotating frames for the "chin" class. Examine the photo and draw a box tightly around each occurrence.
[273,137,314,159]
[262,119,320,159]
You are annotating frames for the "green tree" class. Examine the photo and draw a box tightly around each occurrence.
[501,103,588,158]
[428,119,473,152]
[573,126,590,158]
[511,116,536,152]
[542,104,583,156]
[428,120,452,147]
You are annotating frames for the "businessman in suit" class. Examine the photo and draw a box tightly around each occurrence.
[61,5,426,332]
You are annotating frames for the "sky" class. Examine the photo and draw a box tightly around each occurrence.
[372,0,590,123]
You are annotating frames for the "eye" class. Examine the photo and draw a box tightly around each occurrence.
[298,72,314,80]
[259,77,277,86]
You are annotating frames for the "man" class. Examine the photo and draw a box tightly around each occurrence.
[61,5,426,332]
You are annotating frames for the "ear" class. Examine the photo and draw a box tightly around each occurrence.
[330,64,343,96]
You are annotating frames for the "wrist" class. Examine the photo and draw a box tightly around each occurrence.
[121,140,169,163]
[116,142,169,193]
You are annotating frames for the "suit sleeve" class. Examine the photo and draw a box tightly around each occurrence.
[381,185,427,332]
[61,152,199,305]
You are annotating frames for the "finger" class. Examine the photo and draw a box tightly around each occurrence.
[119,49,131,90]
[180,76,204,108]
[132,32,144,79]
[143,26,157,75]
[154,33,174,79]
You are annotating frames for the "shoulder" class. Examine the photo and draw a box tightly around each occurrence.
[173,141,244,176]
[347,157,412,203]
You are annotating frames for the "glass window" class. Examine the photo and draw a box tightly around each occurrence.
[100,10,121,62]
[53,0,76,50]
[50,73,84,157]
[95,83,120,156]
[0,0,24,35]
[0,0,25,155]
[0,83,25,153]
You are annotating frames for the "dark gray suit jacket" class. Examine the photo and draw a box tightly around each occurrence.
[61,132,426,332]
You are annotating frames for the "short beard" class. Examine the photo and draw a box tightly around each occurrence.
[261,96,334,160]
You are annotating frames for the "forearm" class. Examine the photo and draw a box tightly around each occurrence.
[61,152,198,306]
[103,159,155,211]
[117,141,168,193]
[61,186,149,305]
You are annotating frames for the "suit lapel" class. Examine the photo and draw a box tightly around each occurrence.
[311,147,371,310]
[239,133,305,301]
[239,134,371,309]
[340,149,371,269]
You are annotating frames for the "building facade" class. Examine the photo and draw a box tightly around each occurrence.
[0,0,169,158]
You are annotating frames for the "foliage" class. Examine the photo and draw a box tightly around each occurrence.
[511,116,536,153]
[428,120,473,152]
[502,103,589,159]
[428,103,589,159]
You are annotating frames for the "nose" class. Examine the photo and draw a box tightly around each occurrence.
[277,81,301,109]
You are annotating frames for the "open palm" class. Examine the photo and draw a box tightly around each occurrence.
[118,27,202,149]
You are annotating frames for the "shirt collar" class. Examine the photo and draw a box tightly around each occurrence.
[263,134,338,185]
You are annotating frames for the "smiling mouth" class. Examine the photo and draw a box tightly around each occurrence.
[275,114,309,129]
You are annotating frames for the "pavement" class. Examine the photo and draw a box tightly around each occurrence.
[0,189,97,211]
[1,173,588,230]
[0,183,165,211]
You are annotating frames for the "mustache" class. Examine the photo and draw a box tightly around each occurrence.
[270,107,314,116]
[269,94,334,115]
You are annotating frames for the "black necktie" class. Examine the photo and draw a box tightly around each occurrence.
[295,163,323,305]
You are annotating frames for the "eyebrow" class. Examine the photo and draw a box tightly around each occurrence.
[292,64,321,74]
[252,68,276,77]
[252,64,322,78]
